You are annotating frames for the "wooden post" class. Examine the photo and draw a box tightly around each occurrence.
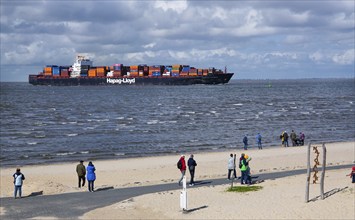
[231,154,236,188]
[305,142,311,203]
[320,143,327,200]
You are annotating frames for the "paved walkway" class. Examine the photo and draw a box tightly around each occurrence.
[0,164,352,219]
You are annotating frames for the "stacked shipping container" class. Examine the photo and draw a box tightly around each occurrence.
[39,63,220,78]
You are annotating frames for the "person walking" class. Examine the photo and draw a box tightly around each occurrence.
[86,161,96,192]
[177,155,186,186]
[256,133,262,149]
[76,160,86,188]
[290,130,297,146]
[227,153,237,180]
[13,168,25,199]
[243,135,248,150]
[187,154,197,186]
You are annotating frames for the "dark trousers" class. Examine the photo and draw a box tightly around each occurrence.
[189,168,195,184]
[241,171,248,184]
[88,180,94,192]
[228,169,237,179]
[78,175,85,188]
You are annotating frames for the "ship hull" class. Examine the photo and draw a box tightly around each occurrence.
[29,74,233,86]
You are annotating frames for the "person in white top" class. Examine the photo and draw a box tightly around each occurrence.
[13,168,25,199]
[227,154,237,180]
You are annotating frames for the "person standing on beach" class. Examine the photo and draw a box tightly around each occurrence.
[177,155,186,186]
[281,131,289,147]
[243,135,248,150]
[244,154,252,184]
[239,153,252,184]
[239,153,248,184]
[299,132,305,146]
[290,130,297,146]
[86,161,96,192]
[187,154,197,186]
[76,160,86,188]
[346,166,355,183]
[13,168,25,199]
[228,154,237,180]
[256,133,262,149]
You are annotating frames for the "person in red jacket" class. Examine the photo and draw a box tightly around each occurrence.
[178,155,186,186]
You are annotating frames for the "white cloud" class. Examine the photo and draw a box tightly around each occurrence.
[332,49,355,65]
[154,0,187,14]
[1,0,354,81]
[309,51,325,63]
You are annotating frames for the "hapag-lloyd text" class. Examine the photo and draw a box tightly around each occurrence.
[107,78,136,84]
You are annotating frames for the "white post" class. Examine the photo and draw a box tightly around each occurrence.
[180,176,187,211]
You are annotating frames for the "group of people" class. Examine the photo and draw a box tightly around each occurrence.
[228,153,252,184]
[177,154,197,186]
[76,160,96,192]
[242,130,305,150]
[280,130,305,147]
[11,154,354,199]
[177,152,253,187]
[242,133,263,150]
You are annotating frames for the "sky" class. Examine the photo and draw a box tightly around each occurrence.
[0,0,354,82]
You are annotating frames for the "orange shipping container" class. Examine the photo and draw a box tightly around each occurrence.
[44,67,52,73]
[88,69,97,77]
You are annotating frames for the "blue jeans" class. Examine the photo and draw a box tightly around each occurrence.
[241,171,248,184]
[178,170,186,185]
[14,185,22,198]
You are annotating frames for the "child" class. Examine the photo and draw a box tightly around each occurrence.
[346,166,355,183]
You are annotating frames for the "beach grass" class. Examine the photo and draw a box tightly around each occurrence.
[226,185,263,193]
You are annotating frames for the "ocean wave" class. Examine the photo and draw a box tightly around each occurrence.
[35,135,46,138]
[233,103,243,106]
[147,120,159,125]
[27,142,38,145]
[56,152,76,156]
[66,133,78,137]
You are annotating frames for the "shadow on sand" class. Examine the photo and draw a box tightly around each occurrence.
[183,205,208,213]
[310,186,349,202]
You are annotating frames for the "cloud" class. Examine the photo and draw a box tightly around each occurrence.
[0,0,354,81]
[332,49,355,65]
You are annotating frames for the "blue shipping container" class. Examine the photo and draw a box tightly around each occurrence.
[52,67,60,75]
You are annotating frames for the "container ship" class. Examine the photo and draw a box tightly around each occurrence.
[29,55,234,86]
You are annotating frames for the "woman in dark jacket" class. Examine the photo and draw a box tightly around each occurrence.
[86,161,96,192]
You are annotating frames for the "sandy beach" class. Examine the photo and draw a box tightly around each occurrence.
[1,142,354,219]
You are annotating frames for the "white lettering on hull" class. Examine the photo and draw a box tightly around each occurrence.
[106,78,136,84]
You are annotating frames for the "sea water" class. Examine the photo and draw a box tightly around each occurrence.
[0,79,354,167]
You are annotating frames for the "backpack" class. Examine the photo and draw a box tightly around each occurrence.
[177,160,182,169]
[239,161,242,169]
